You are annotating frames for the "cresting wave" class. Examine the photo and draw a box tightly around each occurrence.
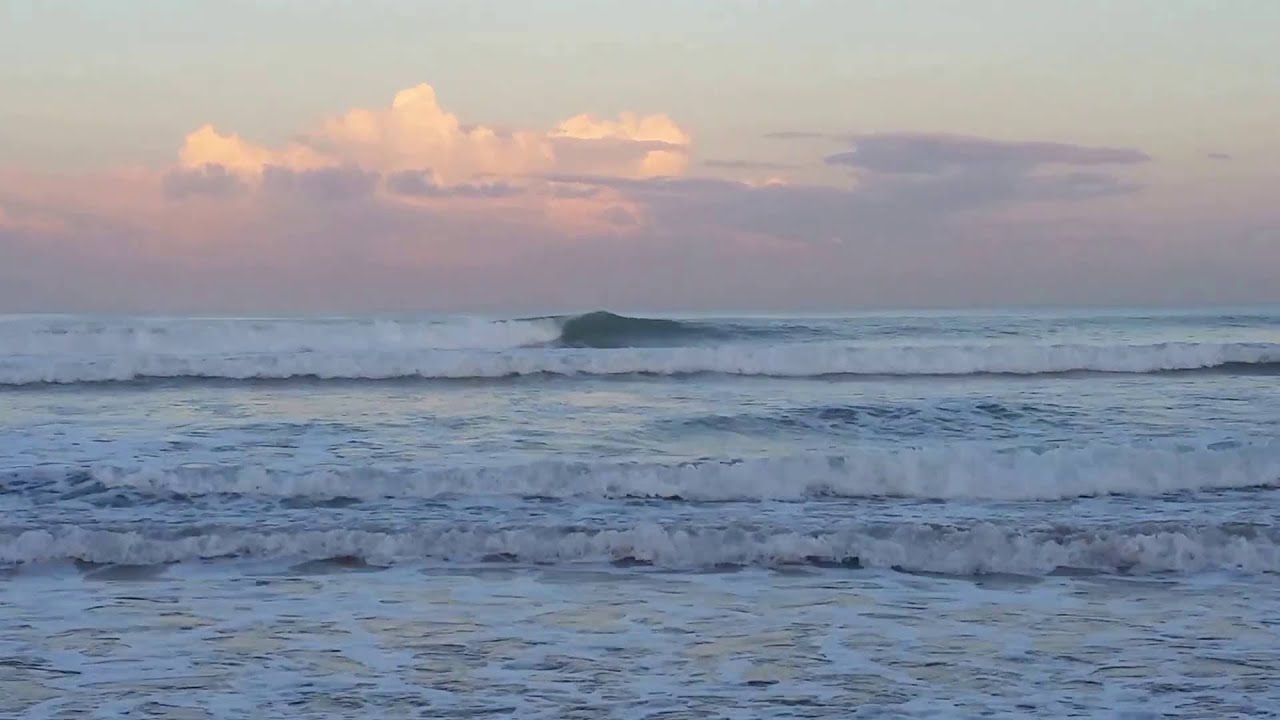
[0,310,715,357]
[3,340,1279,385]
[11,441,1280,502]
[2,521,1277,574]
[555,310,734,347]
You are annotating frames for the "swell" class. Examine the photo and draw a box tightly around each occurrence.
[554,310,729,348]
[3,521,1277,575]
[9,441,1280,503]
[3,341,1279,385]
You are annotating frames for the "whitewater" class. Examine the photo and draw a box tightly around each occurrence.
[3,307,1279,718]
[3,312,1279,384]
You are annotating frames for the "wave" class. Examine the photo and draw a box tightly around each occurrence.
[0,314,565,355]
[4,311,1278,384]
[2,340,1278,385]
[11,441,1279,503]
[3,521,1277,574]
[555,310,723,348]
[0,311,732,357]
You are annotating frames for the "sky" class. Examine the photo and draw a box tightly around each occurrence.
[1,0,1278,313]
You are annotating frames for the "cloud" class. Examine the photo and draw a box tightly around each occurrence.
[825,133,1150,175]
[179,84,690,183]
[179,125,327,174]
[775,133,1151,221]
[703,159,802,171]
[1207,152,1232,161]
[261,165,380,203]
[8,82,1277,313]
[385,170,521,198]
[549,183,601,199]
[763,131,840,141]
[1023,171,1139,201]
[147,83,688,245]
[163,164,248,199]
[552,112,690,145]
[544,132,1144,249]
[600,205,640,227]
[550,112,690,177]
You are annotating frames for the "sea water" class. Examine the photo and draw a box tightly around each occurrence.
[1,308,1278,718]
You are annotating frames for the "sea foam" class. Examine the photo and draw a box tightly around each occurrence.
[2,341,1277,385]
[13,440,1279,502]
[3,521,1276,575]
[4,312,1278,384]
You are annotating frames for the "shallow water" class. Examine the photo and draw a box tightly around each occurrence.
[2,307,1279,717]
[3,565,1278,718]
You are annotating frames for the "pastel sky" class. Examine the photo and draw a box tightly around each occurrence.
[2,1,1277,313]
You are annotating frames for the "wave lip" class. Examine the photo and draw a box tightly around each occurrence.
[14,440,1280,503]
[3,340,1279,385]
[3,522,1277,575]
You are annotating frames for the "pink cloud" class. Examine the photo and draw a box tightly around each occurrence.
[151,83,688,246]
[180,84,690,183]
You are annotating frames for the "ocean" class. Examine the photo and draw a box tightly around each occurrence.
[2,307,1278,718]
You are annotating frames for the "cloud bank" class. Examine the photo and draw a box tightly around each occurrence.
[825,133,1150,174]
[1,83,1276,313]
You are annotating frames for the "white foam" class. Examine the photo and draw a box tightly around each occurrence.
[0,315,562,358]
[23,440,1280,502]
[3,522,1276,574]
[2,339,1278,384]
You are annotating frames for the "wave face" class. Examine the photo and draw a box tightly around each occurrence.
[11,441,1279,503]
[555,311,722,348]
[3,522,1277,574]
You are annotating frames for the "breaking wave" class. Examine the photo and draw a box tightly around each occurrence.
[2,341,1278,385]
[0,311,733,357]
[3,311,1278,384]
[3,521,1277,575]
[10,441,1279,503]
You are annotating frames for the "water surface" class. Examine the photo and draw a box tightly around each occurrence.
[2,308,1278,717]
